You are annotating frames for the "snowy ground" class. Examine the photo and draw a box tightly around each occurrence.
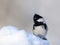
[0,26,49,45]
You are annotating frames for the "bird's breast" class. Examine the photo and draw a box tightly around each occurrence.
[33,26,47,37]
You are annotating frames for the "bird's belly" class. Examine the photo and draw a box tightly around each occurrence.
[33,26,47,36]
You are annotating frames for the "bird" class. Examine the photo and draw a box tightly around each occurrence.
[33,14,48,40]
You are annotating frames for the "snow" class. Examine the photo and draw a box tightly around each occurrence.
[0,26,49,45]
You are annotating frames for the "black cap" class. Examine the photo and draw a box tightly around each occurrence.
[33,14,43,21]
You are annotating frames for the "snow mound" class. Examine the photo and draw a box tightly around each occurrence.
[0,26,49,45]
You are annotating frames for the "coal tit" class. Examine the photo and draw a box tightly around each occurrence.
[33,14,48,40]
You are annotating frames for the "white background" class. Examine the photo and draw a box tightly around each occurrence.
[0,0,60,45]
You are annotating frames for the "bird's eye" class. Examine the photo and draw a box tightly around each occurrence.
[34,17,37,19]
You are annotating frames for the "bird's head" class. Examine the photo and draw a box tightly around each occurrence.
[33,14,44,23]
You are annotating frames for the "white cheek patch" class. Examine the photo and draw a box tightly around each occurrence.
[37,18,46,23]
[37,19,44,22]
